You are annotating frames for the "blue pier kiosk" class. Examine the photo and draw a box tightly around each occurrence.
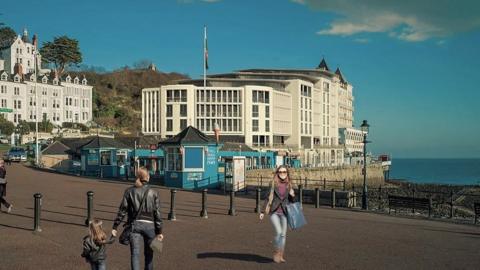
[80,136,132,178]
[158,126,220,190]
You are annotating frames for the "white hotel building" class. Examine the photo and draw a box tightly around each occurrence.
[142,59,362,166]
[0,30,93,126]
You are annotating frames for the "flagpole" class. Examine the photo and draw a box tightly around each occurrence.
[203,25,207,91]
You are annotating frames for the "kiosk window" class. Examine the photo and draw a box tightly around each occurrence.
[100,151,111,165]
[167,148,182,171]
[184,147,204,170]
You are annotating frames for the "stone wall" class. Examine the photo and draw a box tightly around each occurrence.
[246,164,385,189]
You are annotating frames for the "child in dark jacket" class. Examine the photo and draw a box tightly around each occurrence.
[82,219,115,270]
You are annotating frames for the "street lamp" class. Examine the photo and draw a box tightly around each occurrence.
[360,120,370,210]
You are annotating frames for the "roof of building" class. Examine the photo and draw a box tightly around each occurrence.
[81,136,130,149]
[159,126,215,145]
[335,68,348,84]
[219,142,255,152]
[41,141,70,155]
[317,58,330,71]
[206,135,245,144]
[116,135,163,148]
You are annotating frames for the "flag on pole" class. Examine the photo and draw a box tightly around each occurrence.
[204,26,209,70]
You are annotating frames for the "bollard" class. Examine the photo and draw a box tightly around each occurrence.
[450,190,454,219]
[168,189,177,221]
[315,188,320,208]
[323,178,326,190]
[298,184,303,207]
[228,190,236,216]
[260,175,263,187]
[305,177,308,188]
[428,195,432,218]
[412,189,416,213]
[378,185,382,210]
[33,193,42,233]
[200,189,208,218]
[331,189,336,208]
[255,188,261,213]
[85,191,94,226]
[343,179,346,191]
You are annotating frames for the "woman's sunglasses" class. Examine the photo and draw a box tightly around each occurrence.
[278,170,288,174]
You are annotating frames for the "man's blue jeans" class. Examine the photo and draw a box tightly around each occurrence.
[90,260,106,270]
[130,221,156,270]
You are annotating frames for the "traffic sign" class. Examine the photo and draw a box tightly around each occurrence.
[0,108,13,113]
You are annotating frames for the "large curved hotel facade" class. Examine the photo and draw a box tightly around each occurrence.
[142,59,360,167]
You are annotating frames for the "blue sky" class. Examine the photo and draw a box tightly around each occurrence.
[2,0,480,158]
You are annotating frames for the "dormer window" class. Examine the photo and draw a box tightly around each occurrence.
[65,75,71,83]
[14,75,20,82]
[42,77,48,84]
[82,78,87,85]
[1,73,7,81]
[53,78,58,85]
[74,77,79,84]
[30,75,35,82]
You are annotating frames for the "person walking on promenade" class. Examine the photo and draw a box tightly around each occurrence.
[259,165,296,263]
[112,167,163,270]
[0,159,12,213]
[82,219,115,270]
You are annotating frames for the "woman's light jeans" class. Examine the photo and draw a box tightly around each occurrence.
[270,212,288,250]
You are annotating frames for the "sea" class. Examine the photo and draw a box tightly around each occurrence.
[390,158,480,186]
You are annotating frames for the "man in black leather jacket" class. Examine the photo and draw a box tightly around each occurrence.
[112,167,163,270]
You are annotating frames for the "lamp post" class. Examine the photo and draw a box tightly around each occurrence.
[34,49,39,166]
[360,120,370,210]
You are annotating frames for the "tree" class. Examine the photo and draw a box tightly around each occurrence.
[0,26,16,45]
[0,115,14,136]
[39,36,82,76]
[133,59,153,70]
[17,120,31,135]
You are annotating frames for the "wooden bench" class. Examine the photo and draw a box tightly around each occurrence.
[388,195,432,217]
[474,203,480,224]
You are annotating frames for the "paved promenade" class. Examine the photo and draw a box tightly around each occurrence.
[0,163,479,270]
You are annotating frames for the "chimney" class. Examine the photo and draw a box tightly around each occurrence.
[32,34,38,48]
[14,63,24,79]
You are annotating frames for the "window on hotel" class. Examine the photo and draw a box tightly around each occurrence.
[258,91,264,103]
[265,106,269,118]
[252,105,258,118]
[252,91,258,103]
[265,120,270,132]
[180,104,187,117]
[166,120,173,131]
[228,91,232,102]
[252,120,259,132]
[180,119,187,130]
[166,105,173,117]
[212,91,216,102]
[167,90,173,102]
[181,90,187,102]
[174,90,180,102]
[233,91,238,102]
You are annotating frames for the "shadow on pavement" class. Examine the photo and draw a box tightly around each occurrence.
[197,252,272,263]
[7,212,86,228]
[0,223,32,231]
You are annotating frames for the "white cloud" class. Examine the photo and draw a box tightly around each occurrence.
[353,38,370,44]
[295,0,480,41]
